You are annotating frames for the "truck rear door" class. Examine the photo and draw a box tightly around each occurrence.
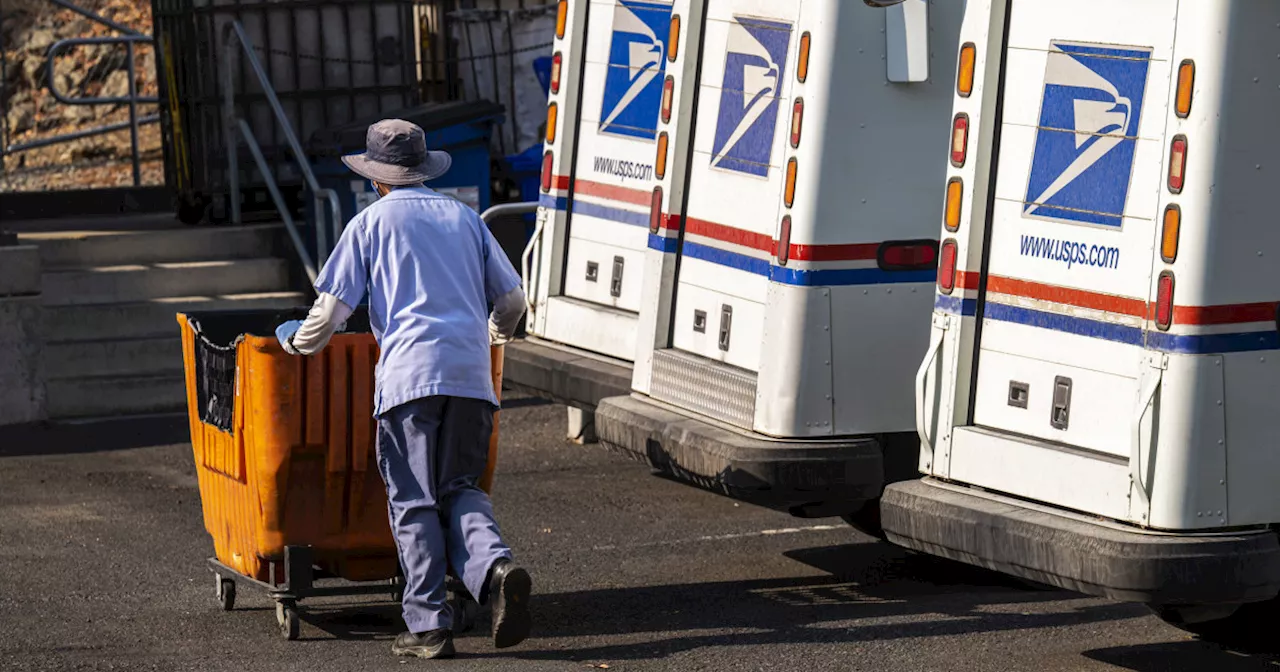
[962,0,1177,514]
[668,0,799,371]
[561,0,675,313]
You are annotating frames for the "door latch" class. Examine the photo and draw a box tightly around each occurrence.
[610,256,624,298]
[1050,376,1072,430]
[717,304,733,352]
[585,261,599,283]
[1008,381,1029,409]
[693,309,707,333]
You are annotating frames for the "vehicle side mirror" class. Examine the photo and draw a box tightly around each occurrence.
[884,0,929,82]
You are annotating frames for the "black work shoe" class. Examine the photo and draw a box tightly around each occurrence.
[391,629,455,659]
[487,559,532,649]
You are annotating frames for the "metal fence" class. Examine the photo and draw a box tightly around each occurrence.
[0,0,554,208]
[0,0,163,193]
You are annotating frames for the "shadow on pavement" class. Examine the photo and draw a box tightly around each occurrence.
[278,541,1129,652]
[1083,641,1280,671]
[293,541,1146,663]
[295,603,406,643]
[0,414,191,457]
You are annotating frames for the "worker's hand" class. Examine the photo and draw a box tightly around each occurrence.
[275,320,304,355]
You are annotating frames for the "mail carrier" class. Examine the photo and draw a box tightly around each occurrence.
[593,0,964,528]
[883,0,1280,634]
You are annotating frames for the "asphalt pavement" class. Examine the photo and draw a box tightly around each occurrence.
[1,395,1277,672]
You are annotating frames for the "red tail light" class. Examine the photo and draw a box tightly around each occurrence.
[1155,271,1175,331]
[938,239,958,294]
[879,240,939,271]
[790,98,804,148]
[550,52,563,94]
[776,216,792,266]
[541,151,554,192]
[661,75,674,124]
[649,186,663,234]
[950,114,969,168]
[1168,135,1187,194]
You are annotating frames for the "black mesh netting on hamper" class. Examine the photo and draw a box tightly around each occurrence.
[185,308,373,433]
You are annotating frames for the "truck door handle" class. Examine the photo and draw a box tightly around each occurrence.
[610,256,624,298]
[717,305,732,351]
[1049,376,1072,430]
[1131,367,1163,511]
[915,317,948,457]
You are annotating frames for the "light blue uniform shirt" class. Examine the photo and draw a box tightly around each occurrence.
[314,187,521,415]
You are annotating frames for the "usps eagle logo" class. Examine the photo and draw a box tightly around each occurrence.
[599,0,673,140]
[710,16,792,178]
[1024,41,1153,228]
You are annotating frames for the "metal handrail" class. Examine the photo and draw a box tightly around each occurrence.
[43,35,159,186]
[221,20,341,280]
[517,204,546,315]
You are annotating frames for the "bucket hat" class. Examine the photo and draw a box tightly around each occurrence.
[341,119,452,186]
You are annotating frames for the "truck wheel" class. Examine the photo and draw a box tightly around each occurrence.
[277,600,300,641]
[841,500,886,541]
[218,579,236,611]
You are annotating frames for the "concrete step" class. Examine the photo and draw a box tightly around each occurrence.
[46,374,187,419]
[42,258,291,307]
[46,337,184,380]
[45,291,308,342]
[21,224,283,269]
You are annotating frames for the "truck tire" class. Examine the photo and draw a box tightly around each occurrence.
[1152,598,1278,643]
[841,499,886,540]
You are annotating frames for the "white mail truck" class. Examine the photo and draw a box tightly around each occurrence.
[506,0,698,439]
[592,0,963,527]
[883,0,1280,634]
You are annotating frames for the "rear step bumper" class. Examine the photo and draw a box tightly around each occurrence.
[596,394,913,518]
[882,478,1280,606]
[502,337,632,409]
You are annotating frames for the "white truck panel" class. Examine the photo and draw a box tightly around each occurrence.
[1143,354,1229,530]
[984,197,1156,298]
[670,282,764,371]
[949,426,1134,523]
[1004,0,1178,56]
[755,283,834,437]
[567,216,651,248]
[563,237,647,309]
[973,348,1137,458]
[830,284,935,435]
[977,315,1140,374]
[1224,353,1280,526]
[703,0,791,23]
[674,256,769,303]
[682,142,784,234]
[541,296,639,361]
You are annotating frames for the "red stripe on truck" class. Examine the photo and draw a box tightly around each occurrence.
[667,215,880,262]
[570,178,651,207]
[1175,302,1280,326]
[965,274,1279,328]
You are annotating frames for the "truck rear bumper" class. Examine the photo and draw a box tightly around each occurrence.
[502,337,632,409]
[595,394,903,518]
[881,478,1280,606]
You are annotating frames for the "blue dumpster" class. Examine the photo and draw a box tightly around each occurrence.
[503,143,545,232]
[307,101,505,249]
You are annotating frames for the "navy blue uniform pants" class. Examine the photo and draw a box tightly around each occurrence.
[376,395,511,633]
